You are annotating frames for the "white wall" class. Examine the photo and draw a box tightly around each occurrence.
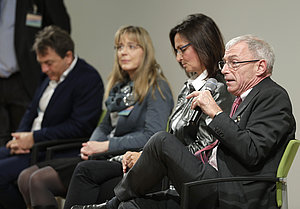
[64,0,300,208]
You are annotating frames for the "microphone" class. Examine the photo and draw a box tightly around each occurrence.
[189,78,218,125]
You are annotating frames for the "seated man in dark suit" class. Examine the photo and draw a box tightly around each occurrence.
[0,25,104,209]
[0,0,71,146]
[74,35,296,209]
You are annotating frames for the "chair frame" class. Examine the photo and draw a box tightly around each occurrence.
[30,109,107,164]
[30,137,88,165]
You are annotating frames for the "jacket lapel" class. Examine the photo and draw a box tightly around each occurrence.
[37,78,50,100]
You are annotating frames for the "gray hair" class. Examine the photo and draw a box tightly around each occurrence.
[226,35,275,74]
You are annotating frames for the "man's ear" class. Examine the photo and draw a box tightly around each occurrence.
[256,59,268,76]
[65,50,73,65]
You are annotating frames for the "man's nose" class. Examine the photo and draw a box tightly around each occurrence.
[221,63,230,74]
[41,64,49,73]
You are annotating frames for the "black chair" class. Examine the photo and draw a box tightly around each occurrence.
[30,137,88,165]
[30,109,107,165]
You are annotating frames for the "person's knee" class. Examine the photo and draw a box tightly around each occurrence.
[29,170,44,190]
[74,160,95,176]
[145,131,174,154]
[17,168,31,191]
[147,131,172,147]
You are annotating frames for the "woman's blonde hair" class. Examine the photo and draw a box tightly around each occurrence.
[105,25,170,103]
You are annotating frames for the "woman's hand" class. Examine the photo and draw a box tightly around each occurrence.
[80,141,109,160]
[122,151,142,173]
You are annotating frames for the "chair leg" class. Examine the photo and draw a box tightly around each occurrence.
[281,183,288,209]
[56,197,65,209]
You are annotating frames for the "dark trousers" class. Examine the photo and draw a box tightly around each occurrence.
[0,146,29,209]
[0,73,31,146]
[63,160,123,209]
[114,131,218,209]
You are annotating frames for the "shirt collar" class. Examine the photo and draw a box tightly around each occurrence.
[59,55,78,82]
[240,88,252,101]
[49,55,78,86]
[187,70,208,91]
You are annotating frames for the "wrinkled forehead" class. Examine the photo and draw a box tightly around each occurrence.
[224,42,251,60]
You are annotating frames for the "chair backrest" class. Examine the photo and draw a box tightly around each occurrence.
[276,139,300,208]
[98,109,107,125]
[277,139,300,178]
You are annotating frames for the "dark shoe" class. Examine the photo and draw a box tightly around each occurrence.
[71,203,107,209]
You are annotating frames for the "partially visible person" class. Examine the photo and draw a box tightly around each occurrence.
[0,25,104,209]
[18,25,174,209]
[0,0,71,145]
[69,13,233,209]
[75,33,296,209]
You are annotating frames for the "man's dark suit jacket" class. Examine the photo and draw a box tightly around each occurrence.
[15,0,71,98]
[17,58,104,142]
[209,77,296,209]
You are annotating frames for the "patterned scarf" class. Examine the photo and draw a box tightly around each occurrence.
[105,80,135,112]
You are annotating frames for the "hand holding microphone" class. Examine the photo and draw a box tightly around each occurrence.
[186,78,222,120]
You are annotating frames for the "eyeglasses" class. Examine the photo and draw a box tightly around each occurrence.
[175,43,191,55]
[114,43,141,52]
[218,59,260,70]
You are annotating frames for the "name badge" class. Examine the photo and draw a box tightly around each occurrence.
[118,106,134,116]
[26,12,42,28]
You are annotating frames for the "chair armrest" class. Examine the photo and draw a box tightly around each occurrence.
[45,142,84,161]
[181,176,278,209]
[88,148,142,160]
[30,138,88,165]
[184,176,278,188]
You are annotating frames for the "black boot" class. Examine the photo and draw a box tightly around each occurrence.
[33,205,58,209]
[71,203,107,209]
